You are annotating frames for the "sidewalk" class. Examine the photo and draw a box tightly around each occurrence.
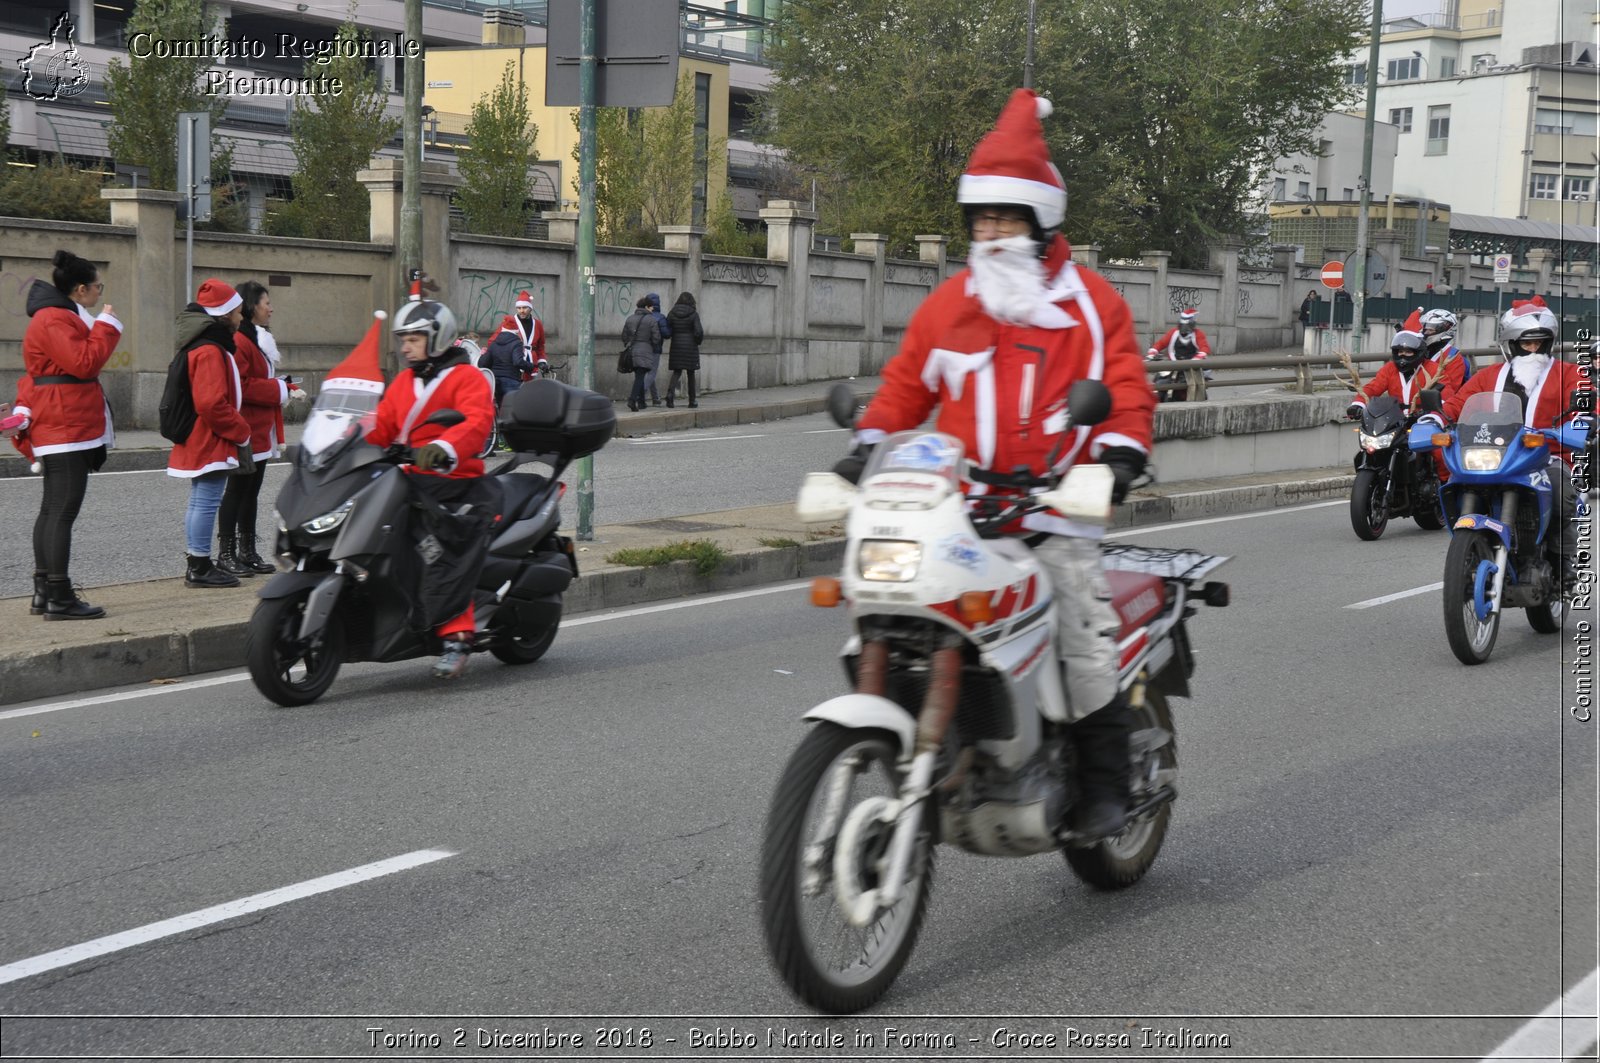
[0,461,1354,706]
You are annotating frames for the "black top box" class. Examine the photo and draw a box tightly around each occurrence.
[499,379,617,459]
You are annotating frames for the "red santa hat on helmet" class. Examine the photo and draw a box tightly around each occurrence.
[1179,308,1199,324]
[515,290,533,309]
[322,311,388,395]
[195,278,242,317]
[958,88,1066,231]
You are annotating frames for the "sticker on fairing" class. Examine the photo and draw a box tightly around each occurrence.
[886,434,961,474]
[938,533,986,573]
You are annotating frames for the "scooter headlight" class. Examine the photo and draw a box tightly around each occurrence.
[1360,430,1396,451]
[858,539,921,582]
[1462,446,1504,472]
[301,499,355,535]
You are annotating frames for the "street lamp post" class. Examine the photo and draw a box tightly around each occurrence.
[1351,0,1383,361]
[1023,0,1037,89]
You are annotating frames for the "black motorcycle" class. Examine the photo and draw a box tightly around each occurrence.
[1348,393,1445,540]
[248,378,615,706]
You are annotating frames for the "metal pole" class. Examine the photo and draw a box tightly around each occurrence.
[1351,0,1382,360]
[1023,0,1036,89]
[184,116,194,299]
[576,0,598,540]
[399,0,423,306]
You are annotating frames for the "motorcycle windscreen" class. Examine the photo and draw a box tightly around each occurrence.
[1363,393,1405,435]
[300,385,382,472]
[1457,391,1524,436]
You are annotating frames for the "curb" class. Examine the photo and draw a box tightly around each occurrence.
[0,475,1352,706]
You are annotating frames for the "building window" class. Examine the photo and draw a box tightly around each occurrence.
[1346,63,1367,85]
[1343,188,1355,201]
[692,71,711,226]
[1529,174,1558,200]
[1296,180,1310,199]
[1386,56,1421,81]
[1535,109,1599,135]
[1388,107,1413,132]
[1272,177,1286,200]
[1440,57,1456,77]
[1426,105,1450,155]
[1564,176,1593,201]
[1316,187,1327,200]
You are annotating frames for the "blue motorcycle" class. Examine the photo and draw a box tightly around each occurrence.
[1412,389,1590,664]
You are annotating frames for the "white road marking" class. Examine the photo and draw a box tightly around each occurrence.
[0,849,457,986]
[803,428,850,434]
[623,433,765,445]
[1481,967,1599,1060]
[1346,582,1444,610]
[1109,499,1344,537]
[0,673,253,720]
[566,580,808,626]
[0,462,291,481]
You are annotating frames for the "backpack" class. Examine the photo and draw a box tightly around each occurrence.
[158,348,197,445]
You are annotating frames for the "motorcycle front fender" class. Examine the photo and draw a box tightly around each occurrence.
[255,569,328,600]
[803,694,916,754]
[1451,512,1515,551]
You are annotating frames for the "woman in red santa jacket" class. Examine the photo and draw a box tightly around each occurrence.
[216,281,305,578]
[365,298,496,680]
[167,279,254,589]
[13,249,122,620]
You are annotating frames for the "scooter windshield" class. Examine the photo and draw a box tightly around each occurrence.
[300,385,381,472]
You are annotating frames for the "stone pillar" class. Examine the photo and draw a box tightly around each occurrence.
[1272,244,1300,346]
[851,233,888,364]
[915,235,949,278]
[1206,238,1243,356]
[541,211,579,243]
[660,224,706,296]
[1140,250,1171,343]
[760,200,817,382]
[1070,243,1101,270]
[101,188,181,428]
[358,159,461,309]
[1528,248,1558,291]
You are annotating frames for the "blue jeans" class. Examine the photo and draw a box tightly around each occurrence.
[184,471,229,556]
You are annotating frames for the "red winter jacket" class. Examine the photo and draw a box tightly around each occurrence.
[1353,351,1465,413]
[166,311,251,478]
[1147,327,1210,360]
[856,235,1155,537]
[234,324,288,459]
[11,280,122,461]
[366,353,495,479]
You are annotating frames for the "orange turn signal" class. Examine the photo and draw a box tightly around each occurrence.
[957,591,995,625]
[1431,433,1451,447]
[810,577,842,607]
[1523,433,1548,448]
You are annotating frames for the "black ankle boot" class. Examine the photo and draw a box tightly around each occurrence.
[30,571,47,616]
[1071,695,1134,838]
[236,534,275,574]
[43,577,105,621]
[185,554,240,589]
[216,534,255,578]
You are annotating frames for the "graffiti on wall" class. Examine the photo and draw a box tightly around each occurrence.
[458,273,547,336]
[885,266,936,286]
[1,271,39,321]
[1240,270,1279,285]
[1238,289,1253,316]
[1168,287,1203,315]
[702,262,769,285]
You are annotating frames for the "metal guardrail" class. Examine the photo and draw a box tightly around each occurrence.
[1144,344,1593,400]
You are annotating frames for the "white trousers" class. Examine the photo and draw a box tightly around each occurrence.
[1031,535,1121,722]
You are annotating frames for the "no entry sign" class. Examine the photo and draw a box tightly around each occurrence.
[1320,261,1344,289]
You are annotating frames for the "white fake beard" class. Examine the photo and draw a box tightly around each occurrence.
[1511,351,1552,393]
[969,234,1047,325]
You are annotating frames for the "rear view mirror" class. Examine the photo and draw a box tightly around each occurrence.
[1418,390,1443,414]
[1066,380,1112,427]
[826,383,860,429]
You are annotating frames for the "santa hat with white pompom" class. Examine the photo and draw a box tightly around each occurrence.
[957,88,1066,230]
[320,311,389,395]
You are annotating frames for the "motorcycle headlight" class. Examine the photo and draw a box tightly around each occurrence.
[1360,431,1397,451]
[858,539,921,582]
[301,499,355,535]
[1462,447,1504,472]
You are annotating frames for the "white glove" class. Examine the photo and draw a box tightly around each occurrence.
[285,385,309,407]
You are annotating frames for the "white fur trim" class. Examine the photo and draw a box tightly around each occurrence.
[1036,97,1053,119]
[323,376,385,395]
[854,428,887,447]
[95,310,123,333]
[167,457,238,478]
[974,364,998,468]
[275,379,289,405]
[203,291,243,316]
[958,174,1065,229]
[433,439,459,468]
[1091,433,1149,458]
[921,346,996,400]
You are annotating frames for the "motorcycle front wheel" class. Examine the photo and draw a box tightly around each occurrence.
[246,589,344,706]
[1443,531,1501,664]
[759,723,933,1014]
[1350,468,1389,540]
[1065,687,1176,890]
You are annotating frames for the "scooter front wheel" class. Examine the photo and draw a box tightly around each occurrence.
[759,723,933,1014]
[1442,531,1500,664]
[247,589,344,706]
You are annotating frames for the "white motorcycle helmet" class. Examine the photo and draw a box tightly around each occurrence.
[1497,298,1558,361]
[1418,308,1457,354]
[391,299,459,358]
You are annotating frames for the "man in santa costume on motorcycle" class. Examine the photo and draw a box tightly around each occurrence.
[1146,309,1210,402]
[366,297,497,679]
[1421,296,1594,591]
[1346,309,1465,421]
[838,88,1157,838]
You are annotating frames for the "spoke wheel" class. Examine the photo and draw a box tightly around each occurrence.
[759,724,932,1014]
[1065,687,1175,890]
[1350,468,1389,540]
[1442,531,1500,664]
[247,590,343,706]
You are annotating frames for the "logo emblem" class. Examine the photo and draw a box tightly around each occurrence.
[1473,423,1494,444]
[1528,471,1551,489]
[938,534,985,573]
[20,12,89,101]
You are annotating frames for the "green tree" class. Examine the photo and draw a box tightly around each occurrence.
[457,62,539,237]
[0,79,11,158]
[760,0,1363,265]
[267,16,398,240]
[104,0,228,190]
[0,157,109,223]
[704,189,763,257]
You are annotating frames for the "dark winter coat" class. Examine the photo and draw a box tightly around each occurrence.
[622,310,661,372]
[666,304,704,371]
[482,329,533,400]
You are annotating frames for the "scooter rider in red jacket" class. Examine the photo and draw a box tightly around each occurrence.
[365,297,497,679]
[837,89,1158,839]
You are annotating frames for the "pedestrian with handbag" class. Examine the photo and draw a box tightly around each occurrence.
[621,297,660,412]
[663,291,704,408]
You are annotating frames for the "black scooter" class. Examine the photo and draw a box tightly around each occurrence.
[1349,393,1445,540]
[248,379,615,706]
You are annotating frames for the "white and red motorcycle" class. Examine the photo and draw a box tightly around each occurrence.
[759,382,1231,1013]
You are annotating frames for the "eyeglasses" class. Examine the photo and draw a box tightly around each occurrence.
[969,211,1032,235]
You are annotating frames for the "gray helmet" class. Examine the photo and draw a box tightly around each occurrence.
[1419,308,1457,352]
[1498,299,1558,361]
[391,299,459,359]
